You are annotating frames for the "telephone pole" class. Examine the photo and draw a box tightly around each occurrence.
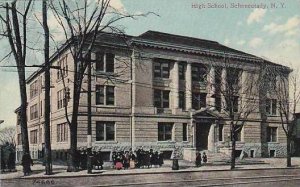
[43,0,52,175]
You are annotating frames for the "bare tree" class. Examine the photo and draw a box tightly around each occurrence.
[0,127,16,146]
[49,0,153,172]
[210,56,263,169]
[265,64,296,167]
[0,0,33,170]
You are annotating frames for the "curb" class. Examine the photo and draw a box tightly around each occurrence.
[2,166,300,180]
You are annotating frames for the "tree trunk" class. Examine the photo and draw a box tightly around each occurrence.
[287,136,292,167]
[43,0,52,175]
[230,135,236,170]
[67,86,80,172]
[18,67,30,161]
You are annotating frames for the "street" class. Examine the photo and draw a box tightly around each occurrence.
[1,168,300,187]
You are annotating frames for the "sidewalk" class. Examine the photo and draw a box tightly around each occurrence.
[1,157,300,180]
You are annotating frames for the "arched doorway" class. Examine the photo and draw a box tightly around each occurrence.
[196,122,211,150]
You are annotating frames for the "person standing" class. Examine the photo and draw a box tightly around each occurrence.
[202,152,207,164]
[123,151,130,170]
[195,151,201,167]
[22,153,33,176]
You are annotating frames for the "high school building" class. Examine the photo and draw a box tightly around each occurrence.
[15,31,291,162]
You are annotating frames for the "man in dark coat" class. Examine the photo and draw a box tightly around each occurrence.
[149,149,155,167]
[96,151,103,170]
[22,153,33,176]
[195,152,201,167]
[112,151,117,168]
[158,151,164,167]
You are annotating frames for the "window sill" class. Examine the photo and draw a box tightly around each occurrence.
[157,141,176,143]
[95,105,116,108]
[57,141,68,143]
[95,141,118,144]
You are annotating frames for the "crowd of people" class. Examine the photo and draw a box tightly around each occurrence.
[71,148,165,171]
[19,148,209,175]
[112,149,164,170]
[72,150,104,170]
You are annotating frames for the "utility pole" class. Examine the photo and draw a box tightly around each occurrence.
[43,0,52,175]
[87,54,92,174]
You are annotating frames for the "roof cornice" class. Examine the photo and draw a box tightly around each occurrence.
[131,38,263,62]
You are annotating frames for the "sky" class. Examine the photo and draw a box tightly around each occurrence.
[0,0,299,128]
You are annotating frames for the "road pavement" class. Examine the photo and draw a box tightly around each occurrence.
[1,158,300,187]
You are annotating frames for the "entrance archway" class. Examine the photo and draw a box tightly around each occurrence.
[196,123,211,150]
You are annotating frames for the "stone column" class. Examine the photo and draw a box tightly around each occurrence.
[186,62,192,110]
[208,66,215,109]
[171,61,179,110]
[208,124,215,152]
[240,70,247,111]
[221,68,227,112]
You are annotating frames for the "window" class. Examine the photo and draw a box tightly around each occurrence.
[30,80,39,99]
[57,89,65,109]
[234,126,242,141]
[30,104,38,120]
[215,67,222,93]
[57,55,68,80]
[233,96,239,112]
[95,52,115,73]
[192,92,206,110]
[226,96,239,113]
[226,68,241,89]
[30,130,38,144]
[57,123,68,142]
[266,74,276,91]
[158,123,173,141]
[192,64,207,82]
[218,124,224,141]
[96,52,104,71]
[17,133,22,145]
[183,123,188,141]
[179,91,185,110]
[96,122,115,141]
[106,86,115,105]
[154,60,170,78]
[178,63,185,80]
[215,96,222,112]
[267,127,277,142]
[40,101,43,116]
[154,89,170,108]
[39,128,43,143]
[96,85,104,105]
[266,99,277,115]
[96,85,115,105]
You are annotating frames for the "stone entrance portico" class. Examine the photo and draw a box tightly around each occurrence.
[184,108,221,161]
